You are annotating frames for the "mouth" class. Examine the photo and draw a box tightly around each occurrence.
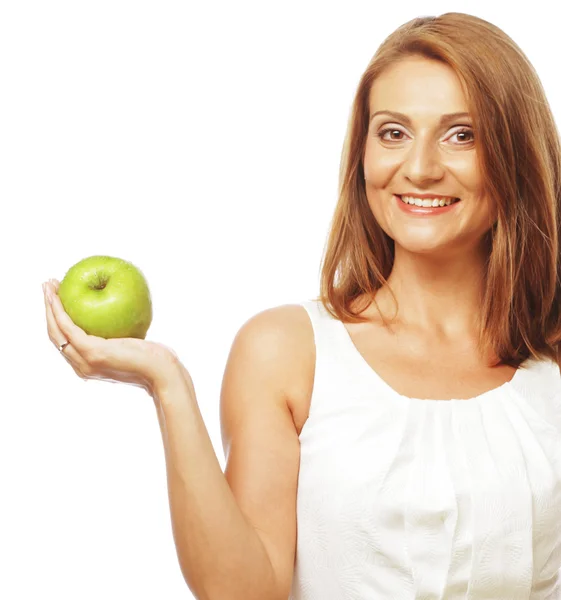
[394,194,461,215]
[396,194,461,207]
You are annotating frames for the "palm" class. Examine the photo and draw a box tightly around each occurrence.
[44,279,180,396]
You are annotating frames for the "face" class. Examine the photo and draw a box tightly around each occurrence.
[363,56,496,256]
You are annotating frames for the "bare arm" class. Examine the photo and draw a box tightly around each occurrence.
[152,306,302,600]
[42,279,299,599]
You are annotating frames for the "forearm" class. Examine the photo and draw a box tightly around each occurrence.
[152,368,280,600]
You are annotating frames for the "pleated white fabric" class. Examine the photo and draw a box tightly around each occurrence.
[289,299,561,600]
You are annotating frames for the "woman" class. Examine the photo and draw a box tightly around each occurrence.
[42,12,561,600]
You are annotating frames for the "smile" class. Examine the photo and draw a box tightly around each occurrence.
[399,195,460,207]
[394,194,461,215]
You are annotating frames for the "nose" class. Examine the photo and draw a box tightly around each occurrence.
[402,137,445,185]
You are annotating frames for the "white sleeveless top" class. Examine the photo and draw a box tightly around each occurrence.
[289,299,561,600]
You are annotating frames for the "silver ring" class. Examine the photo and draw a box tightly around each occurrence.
[58,341,70,352]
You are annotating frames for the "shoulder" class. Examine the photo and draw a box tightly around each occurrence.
[236,303,314,348]
[234,303,315,405]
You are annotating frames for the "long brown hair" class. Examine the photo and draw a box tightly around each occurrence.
[314,12,561,368]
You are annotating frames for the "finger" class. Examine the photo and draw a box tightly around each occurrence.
[43,282,65,346]
[44,283,89,379]
[46,281,101,357]
[44,280,74,352]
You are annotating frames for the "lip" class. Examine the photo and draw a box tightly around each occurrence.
[394,194,461,216]
[398,192,459,200]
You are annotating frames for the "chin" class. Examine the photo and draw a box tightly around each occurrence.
[393,235,457,256]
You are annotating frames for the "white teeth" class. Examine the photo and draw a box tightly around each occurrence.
[400,195,458,207]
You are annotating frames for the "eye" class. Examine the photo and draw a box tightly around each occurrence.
[375,126,475,144]
[450,128,474,144]
[376,127,406,142]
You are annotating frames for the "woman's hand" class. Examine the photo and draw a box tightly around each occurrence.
[42,278,181,397]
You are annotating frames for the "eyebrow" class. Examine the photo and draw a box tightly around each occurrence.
[369,110,471,126]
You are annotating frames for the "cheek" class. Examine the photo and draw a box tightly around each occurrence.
[364,165,398,189]
[363,139,400,185]
[479,196,498,229]
[365,189,395,238]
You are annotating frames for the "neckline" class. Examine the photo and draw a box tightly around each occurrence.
[335,317,532,403]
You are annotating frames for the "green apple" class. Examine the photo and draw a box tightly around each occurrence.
[58,255,153,339]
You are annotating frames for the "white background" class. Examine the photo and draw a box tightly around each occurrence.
[1,1,559,598]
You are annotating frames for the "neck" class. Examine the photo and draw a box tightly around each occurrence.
[375,242,488,340]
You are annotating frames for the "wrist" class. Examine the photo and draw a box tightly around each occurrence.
[150,354,195,403]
